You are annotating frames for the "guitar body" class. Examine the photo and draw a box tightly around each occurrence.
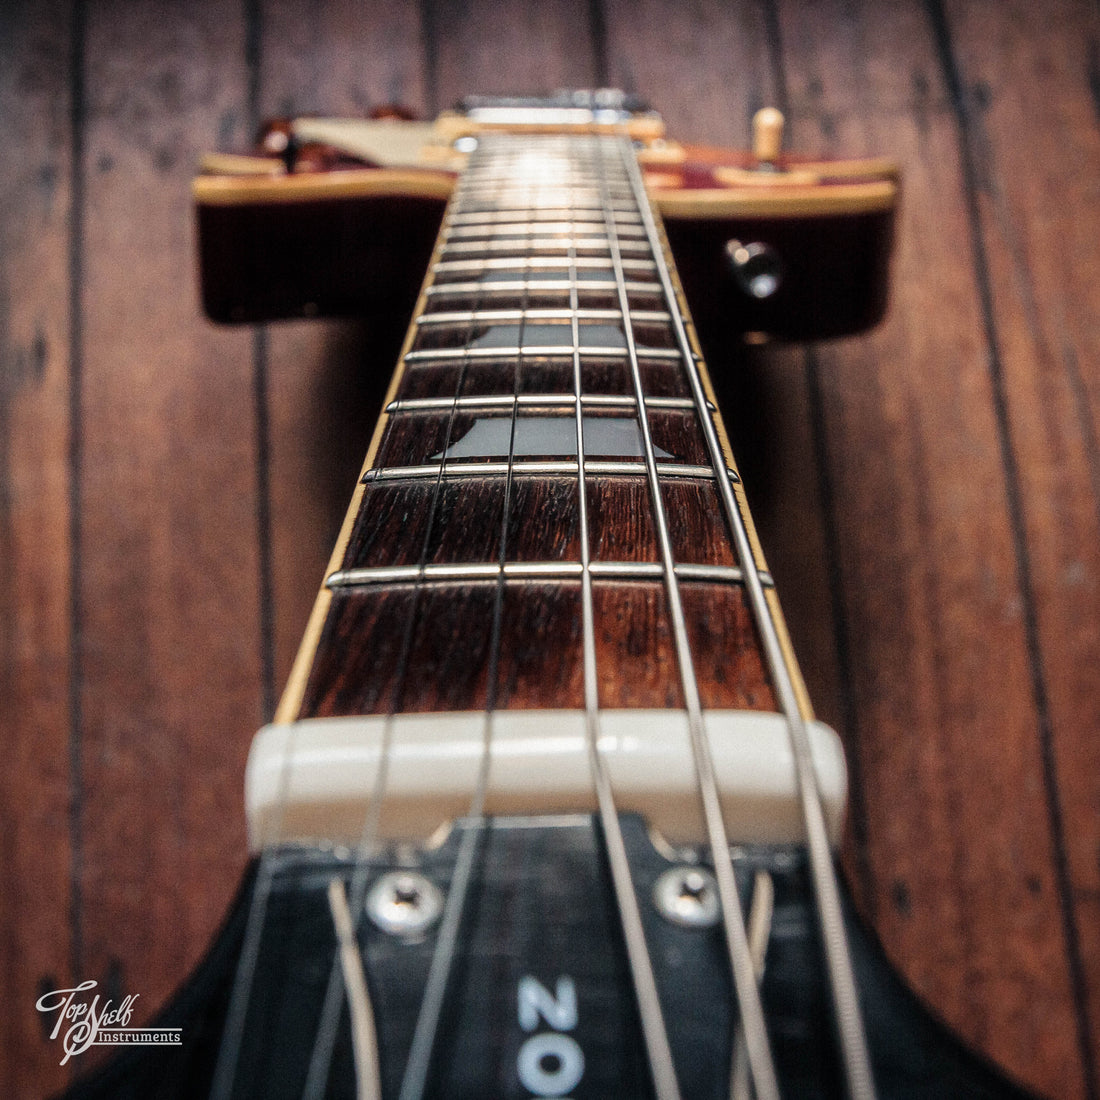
[196,124,896,342]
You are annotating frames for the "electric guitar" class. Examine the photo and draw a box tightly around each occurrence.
[64,90,1033,1100]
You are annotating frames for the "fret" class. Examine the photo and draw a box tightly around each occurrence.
[402,344,684,362]
[440,236,615,253]
[425,278,663,296]
[444,221,648,240]
[453,195,634,210]
[453,200,638,214]
[325,560,772,590]
[456,171,631,185]
[431,255,656,277]
[437,237,653,257]
[360,460,724,482]
[456,185,630,197]
[447,209,643,226]
[416,307,671,326]
[384,394,700,412]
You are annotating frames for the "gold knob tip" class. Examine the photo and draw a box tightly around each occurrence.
[752,107,785,163]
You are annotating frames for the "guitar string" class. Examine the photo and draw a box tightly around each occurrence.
[307,143,573,1098]
[210,717,310,1098]
[326,878,383,1099]
[394,139,529,1100]
[620,138,878,1100]
[298,160,495,1100]
[565,132,684,1100]
[211,141,469,1100]
[598,135,782,1100]
[396,135,680,1099]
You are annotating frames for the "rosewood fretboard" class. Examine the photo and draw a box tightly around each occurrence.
[281,132,785,724]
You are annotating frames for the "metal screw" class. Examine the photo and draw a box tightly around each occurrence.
[366,871,444,937]
[653,866,721,928]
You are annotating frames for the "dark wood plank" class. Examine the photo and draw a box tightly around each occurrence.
[773,2,1087,1095]
[77,0,260,1050]
[0,2,74,1094]
[942,1,1100,1091]
[259,0,430,707]
[603,0,781,148]
[428,0,600,112]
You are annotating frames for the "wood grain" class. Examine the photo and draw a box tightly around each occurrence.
[427,0,601,112]
[76,0,260,1073]
[259,0,432,712]
[772,1,1094,1094]
[943,4,1100,1092]
[2,3,1098,1098]
[0,3,74,1095]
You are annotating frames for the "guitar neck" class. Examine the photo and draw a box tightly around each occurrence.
[275,130,802,732]
[236,125,858,1100]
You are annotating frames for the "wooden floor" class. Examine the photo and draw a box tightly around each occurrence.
[2,1,1099,1096]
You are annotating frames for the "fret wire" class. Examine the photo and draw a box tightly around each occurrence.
[458,187,634,198]
[426,278,663,296]
[324,558,770,590]
[447,209,643,225]
[432,255,656,275]
[404,345,684,362]
[362,460,729,482]
[445,220,648,238]
[564,135,683,1100]
[621,137,878,1100]
[456,190,633,199]
[456,178,631,189]
[439,238,652,256]
[453,204,634,216]
[443,228,648,244]
[385,394,700,412]
[599,136,782,1100]
[416,307,671,325]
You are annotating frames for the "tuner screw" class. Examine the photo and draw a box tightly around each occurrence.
[653,866,721,928]
[366,871,444,938]
[726,239,784,300]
